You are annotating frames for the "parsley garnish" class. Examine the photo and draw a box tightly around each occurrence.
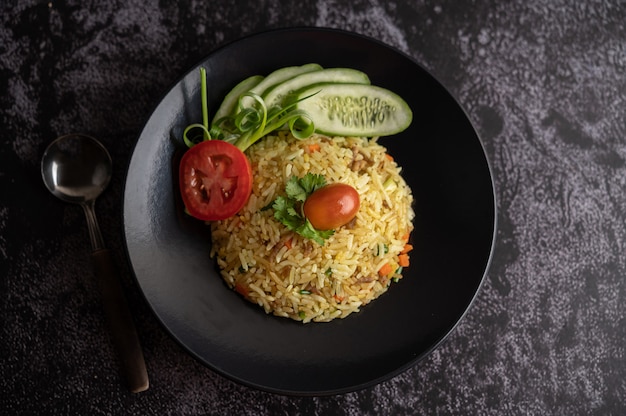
[272,174,335,245]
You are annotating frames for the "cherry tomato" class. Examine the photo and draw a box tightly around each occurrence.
[179,140,252,221]
[303,183,360,230]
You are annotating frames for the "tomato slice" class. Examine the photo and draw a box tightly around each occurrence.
[179,140,253,221]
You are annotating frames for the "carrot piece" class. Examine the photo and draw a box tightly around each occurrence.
[333,295,344,303]
[235,283,249,298]
[306,143,321,153]
[398,254,410,267]
[378,262,393,277]
[401,232,410,242]
[385,153,394,162]
[401,243,413,254]
[284,238,293,249]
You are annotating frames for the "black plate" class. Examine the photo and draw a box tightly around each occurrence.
[122,27,496,396]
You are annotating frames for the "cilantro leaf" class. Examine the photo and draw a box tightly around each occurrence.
[297,219,334,245]
[272,196,301,230]
[299,173,326,195]
[284,173,326,202]
[285,176,307,202]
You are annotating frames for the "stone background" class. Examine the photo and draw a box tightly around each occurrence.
[1,0,625,414]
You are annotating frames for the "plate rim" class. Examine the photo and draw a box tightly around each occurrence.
[121,26,498,396]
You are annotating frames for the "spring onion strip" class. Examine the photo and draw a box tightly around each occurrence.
[232,92,317,151]
[182,68,211,148]
[200,67,209,135]
[182,123,210,148]
[183,67,317,152]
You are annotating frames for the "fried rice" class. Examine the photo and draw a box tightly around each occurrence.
[210,132,414,323]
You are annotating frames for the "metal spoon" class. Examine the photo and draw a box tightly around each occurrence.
[41,133,149,393]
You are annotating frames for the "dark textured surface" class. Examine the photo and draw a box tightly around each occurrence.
[1,1,625,414]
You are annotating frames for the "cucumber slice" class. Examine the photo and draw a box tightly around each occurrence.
[295,83,413,137]
[247,63,323,98]
[235,63,323,113]
[262,68,371,109]
[211,74,264,125]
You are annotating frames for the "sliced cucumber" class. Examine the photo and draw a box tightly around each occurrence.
[246,63,323,99]
[262,68,371,109]
[211,74,264,125]
[233,64,323,114]
[295,83,413,137]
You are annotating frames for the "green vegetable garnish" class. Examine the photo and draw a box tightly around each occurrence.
[272,174,335,245]
[182,63,413,152]
[183,67,316,152]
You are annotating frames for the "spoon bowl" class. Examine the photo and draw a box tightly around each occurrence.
[41,134,112,204]
[41,134,149,393]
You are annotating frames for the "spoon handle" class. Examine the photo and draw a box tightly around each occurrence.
[91,248,149,393]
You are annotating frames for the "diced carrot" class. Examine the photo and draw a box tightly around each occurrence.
[398,254,410,267]
[306,143,321,153]
[284,238,293,249]
[401,243,413,254]
[385,153,394,162]
[378,262,393,277]
[333,295,344,303]
[234,283,249,298]
[401,232,410,242]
